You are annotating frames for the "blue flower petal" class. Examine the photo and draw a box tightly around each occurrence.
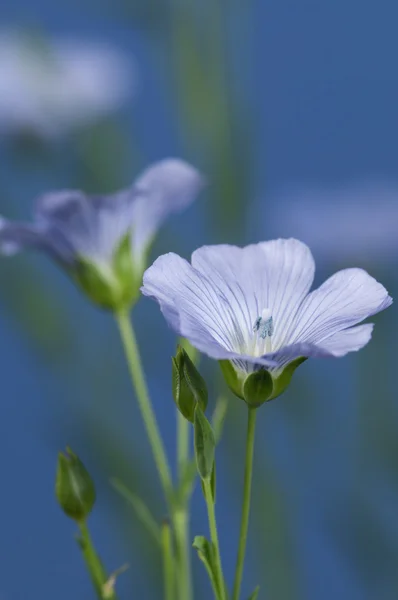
[191,239,315,351]
[142,239,392,374]
[268,323,375,371]
[130,159,204,260]
[289,268,392,346]
[0,217,74,263]
[142,251,276,367]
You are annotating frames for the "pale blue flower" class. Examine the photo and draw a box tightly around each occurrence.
[0,29,137,139]
[142,239,392,380]
[266,180,398,265]
[0,159,204,309]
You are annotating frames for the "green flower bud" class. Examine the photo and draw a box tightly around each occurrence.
[55,448,96,521]
[73,234,141,311]
[172,345,208,423]
[220,357,307,408]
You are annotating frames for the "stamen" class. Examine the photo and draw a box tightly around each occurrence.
[253,308,274,340]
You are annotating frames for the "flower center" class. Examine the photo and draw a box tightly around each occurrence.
[252,307,273,354]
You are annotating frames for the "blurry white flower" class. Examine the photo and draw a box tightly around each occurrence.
[0,30,137,139]
[266,180,398,265]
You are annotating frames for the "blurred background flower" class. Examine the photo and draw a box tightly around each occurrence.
[0,29,137,140]
[264,180,398,267]
[0,2,398,600]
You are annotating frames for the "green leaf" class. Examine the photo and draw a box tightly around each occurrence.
[110,478,161,545]
[243,369,273,407]
[193,536,219,598]
[194,405,215,480]
[55,448,96,521]
[247,585,260,600]
[172,345,208,422]
[201,460,216,504]
[212,395,228,444]
[176,398,226,505]
[219,359,244,399]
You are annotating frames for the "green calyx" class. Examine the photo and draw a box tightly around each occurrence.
[172,345,208,422]
[55,447,96,521]
[73,233,142,311]
[219,357,307,408]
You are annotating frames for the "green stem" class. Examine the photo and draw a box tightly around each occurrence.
[115,311,190,600]
[78,520,115,599]
[204,478,226,600]
[161,521,175,600]
[174,509,193,600]
[232,407,257,600]
[176,411,193,600]
[115,310,173,500]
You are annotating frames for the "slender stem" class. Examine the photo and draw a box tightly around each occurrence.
[174,509,193,600]
[204,478,226,600]
[115,310,173,500]
[232,407,257,600]
[78,520,115,599]
[161,521,175,600]
[115,311,191,600]
[176,411,193,600]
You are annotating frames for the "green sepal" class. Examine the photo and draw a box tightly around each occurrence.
[172,345,208,423]
[73,233,140,311]
[247,585,260,600]
[219,360,244,399]
[194,405,215,480]
[221,357,307,406]
[73,258,118,310]
[55,447,96,521]
[112,232,141,307]
[193,536,219,597]
[243,369,273,407]
[268,357,307,400]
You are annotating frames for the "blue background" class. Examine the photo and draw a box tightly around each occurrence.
[0,1,397,599]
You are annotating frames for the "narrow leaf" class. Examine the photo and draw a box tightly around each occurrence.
[194,405,215,480]
[177,400,225,504]
[247,585,260,600]
[111,478,161,545]
[193,536,219,598]
[201,461,216,504]
[212,395,228,444]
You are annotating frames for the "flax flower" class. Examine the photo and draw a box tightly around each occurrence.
[0,30,136,139]
[142,239,392,403]
[0,159,203,309]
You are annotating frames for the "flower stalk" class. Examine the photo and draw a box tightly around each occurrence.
[203,478,227,600]
[77,520,116,600]
[115,309,193,600]
[115,309,173,499]
[232,407,257,600]
[161,520,175,600]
